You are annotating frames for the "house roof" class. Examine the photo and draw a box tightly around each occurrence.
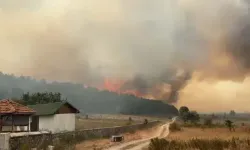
[28,101,80,116]
[0,99,35,114]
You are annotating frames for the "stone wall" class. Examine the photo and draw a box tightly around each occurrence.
[9,133,52,150]
[7,121,160,150]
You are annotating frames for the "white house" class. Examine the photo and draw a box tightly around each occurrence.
[28,101,80,133]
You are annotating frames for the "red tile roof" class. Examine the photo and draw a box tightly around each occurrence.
[0,99,35,114]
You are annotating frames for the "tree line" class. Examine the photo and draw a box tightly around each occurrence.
[20,92,63,105]
[0,72,178,116]
[178,106,237,131]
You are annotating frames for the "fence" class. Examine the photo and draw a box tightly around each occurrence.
[0,121,160,150]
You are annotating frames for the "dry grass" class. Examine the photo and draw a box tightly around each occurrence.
[146,126,250,150]
[149,137,250,150]
[76,114,166,130]
[168,127,250,140]
[76,118,143,130]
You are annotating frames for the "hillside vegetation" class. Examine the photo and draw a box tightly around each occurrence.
[0,72,178,116]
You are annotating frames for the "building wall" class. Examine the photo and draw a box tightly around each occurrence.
[39,114,75,133]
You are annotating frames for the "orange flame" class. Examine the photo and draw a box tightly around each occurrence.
[98,78,144,97]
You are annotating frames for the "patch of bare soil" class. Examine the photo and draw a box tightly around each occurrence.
[75,125,160,150]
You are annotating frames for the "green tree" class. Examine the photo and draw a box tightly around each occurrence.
[181,112,190,123]
[179,106,189,116]
[229,110,236,116]
[188,111,200,124]
[21,92,63,105]
[225,120,234,131]
[179,106,190,123]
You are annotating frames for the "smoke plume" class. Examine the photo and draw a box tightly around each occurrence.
[1,0,250,107]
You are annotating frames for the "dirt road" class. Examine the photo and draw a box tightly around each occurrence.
[107,117,177,150]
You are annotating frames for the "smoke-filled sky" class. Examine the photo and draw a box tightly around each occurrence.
[0,0,250,112]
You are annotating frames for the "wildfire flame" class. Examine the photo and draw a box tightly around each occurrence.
[97,78,145,98]
[93,70,190,102]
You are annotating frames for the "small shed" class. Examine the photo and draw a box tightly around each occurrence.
[28,101,79,133]
[0,99,35,132]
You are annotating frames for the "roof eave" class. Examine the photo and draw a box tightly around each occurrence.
[14,112,36,115]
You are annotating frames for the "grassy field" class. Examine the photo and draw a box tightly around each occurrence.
[76,118,141,130]
[76,114,167,130]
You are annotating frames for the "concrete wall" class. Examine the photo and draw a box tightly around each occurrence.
[7,121,159,150]
[0,133,10,150]
[39,114,75,133]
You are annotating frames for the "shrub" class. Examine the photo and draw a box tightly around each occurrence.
[129,117,133,122]
[169,122,181,132]
[225,120,234,131]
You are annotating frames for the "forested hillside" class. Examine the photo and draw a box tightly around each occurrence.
[0,72,178,116]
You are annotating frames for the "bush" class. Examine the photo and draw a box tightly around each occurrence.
[129,117,133,122]
[169,122,181,132]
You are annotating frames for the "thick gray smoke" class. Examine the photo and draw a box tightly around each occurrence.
[227,11,250,72]
[0,0,250,103]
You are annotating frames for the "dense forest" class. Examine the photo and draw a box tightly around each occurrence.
[0,72,178,116]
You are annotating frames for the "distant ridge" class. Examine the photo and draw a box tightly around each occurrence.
[0,72,178,116]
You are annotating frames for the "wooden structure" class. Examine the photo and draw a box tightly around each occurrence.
[28,101,80,133]
[0,99,35,132]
